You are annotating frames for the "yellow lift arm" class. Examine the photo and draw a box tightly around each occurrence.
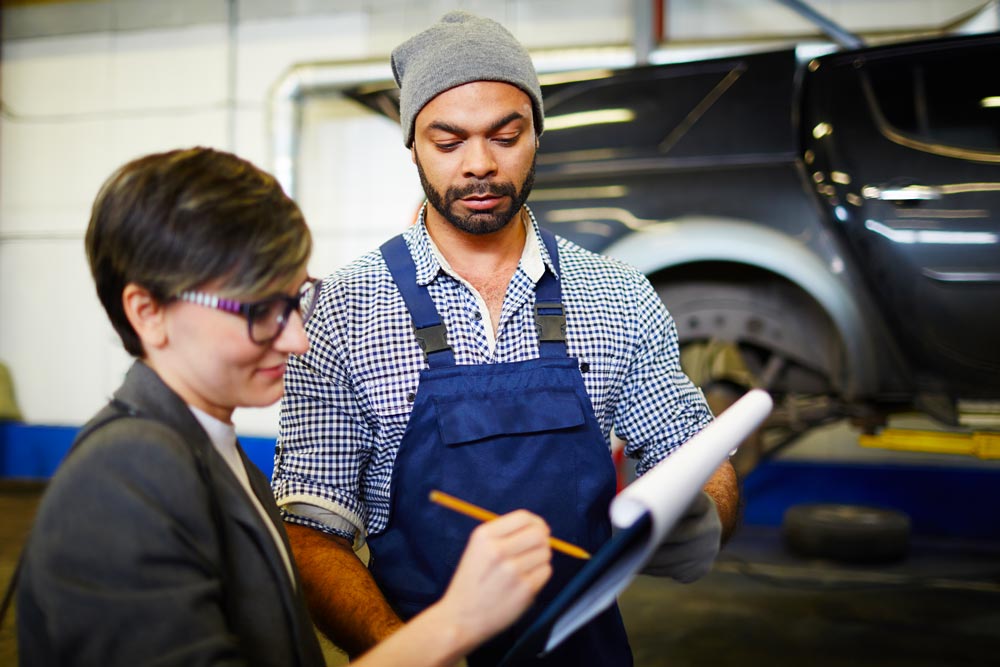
[859,429,1000,459]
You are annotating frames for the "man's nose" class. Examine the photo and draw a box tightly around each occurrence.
[462,138,498,179]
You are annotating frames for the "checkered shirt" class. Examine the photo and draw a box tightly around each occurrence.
[272,208,713,540]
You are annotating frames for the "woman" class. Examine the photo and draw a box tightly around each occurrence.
[17,147,552,666]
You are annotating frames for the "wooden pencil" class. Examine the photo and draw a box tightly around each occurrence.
[429,489,591,560]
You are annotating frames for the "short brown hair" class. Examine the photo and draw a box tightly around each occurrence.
[85,147,311,357]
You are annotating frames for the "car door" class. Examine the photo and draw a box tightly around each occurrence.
[802,32,1000,397]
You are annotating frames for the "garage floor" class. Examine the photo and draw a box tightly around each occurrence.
[2,480,998,666]
[621,525,1000,667]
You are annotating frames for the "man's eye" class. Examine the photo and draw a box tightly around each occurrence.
[436,142,460,151]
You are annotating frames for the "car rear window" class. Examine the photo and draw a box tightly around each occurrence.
[864,45,1000,153]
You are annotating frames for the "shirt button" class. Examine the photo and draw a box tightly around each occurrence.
[472,311,482,321]
[580,362,590,373]
[406,392,416,402]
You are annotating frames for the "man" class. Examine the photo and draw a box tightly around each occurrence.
[273,11,738,666]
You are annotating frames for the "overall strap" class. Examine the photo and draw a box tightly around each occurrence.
[535,228,568,358]
[380,230,568,364]
[380,235,456,368]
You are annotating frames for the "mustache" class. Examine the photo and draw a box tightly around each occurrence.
[447,181,518,200]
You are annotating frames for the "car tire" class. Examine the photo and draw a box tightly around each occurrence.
[782,503,911,563]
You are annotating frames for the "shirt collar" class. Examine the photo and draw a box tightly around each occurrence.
[409,203,556,286]
[188,404,238,453]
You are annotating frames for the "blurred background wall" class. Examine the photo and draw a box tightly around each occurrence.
[1,0,995,437]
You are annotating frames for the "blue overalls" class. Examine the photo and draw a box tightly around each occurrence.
[368,230,632,666]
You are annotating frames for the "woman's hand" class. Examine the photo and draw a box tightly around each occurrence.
[352,510,552,667]
[436,510,553,649]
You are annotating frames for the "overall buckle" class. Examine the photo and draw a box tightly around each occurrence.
[413,323,451,355]
[534,301,566,342]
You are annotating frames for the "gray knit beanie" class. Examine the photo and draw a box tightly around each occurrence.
[391,11,544,147]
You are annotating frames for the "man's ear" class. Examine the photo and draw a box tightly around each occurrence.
[122,283,168,350]
[411,144,417,165]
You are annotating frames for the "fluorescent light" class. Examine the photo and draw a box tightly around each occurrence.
[530,185,627,201]
[980,96,1000,108]
[537,69,615,86]
[545,109,635,131]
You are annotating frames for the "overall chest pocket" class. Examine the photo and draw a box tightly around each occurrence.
[429,388,599,557]
[433,389,586,446]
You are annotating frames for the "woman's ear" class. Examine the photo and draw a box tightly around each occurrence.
[122,283,168,351]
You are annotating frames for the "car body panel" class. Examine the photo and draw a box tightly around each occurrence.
[801,32,1000,397]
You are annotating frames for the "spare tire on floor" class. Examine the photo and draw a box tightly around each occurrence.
[782,503,911,563]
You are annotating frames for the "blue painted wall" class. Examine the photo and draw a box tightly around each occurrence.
[0,422,277,480]
[3,422,998,540]
[741,460,1000,541]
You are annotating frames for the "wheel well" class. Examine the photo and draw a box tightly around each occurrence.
[649,262,847,396]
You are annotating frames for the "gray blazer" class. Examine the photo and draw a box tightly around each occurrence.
[17,361,325,666]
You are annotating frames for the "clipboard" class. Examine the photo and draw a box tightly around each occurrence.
[498,389,773,665]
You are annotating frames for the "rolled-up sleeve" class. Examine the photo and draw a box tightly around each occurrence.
[612,273,714,477]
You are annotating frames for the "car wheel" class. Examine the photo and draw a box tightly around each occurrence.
[654,269,847,467]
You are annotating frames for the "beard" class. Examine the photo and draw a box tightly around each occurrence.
[415,152,536,236]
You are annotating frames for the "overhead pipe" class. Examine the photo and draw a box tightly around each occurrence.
[225,0,238,151]
[633,0,657,65]
[268,60,392,198]
[774,0,864,49]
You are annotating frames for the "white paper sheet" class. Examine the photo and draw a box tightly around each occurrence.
[544,389,773,651]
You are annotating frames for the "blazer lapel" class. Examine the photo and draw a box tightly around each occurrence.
[237,443,325,666]
[228,445,297,589]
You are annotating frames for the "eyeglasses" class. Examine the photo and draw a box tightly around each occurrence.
[179,277,323,345]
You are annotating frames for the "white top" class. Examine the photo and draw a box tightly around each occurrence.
[189,405,296,586]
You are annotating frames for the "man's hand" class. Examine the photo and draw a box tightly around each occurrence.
[641,491,722,583]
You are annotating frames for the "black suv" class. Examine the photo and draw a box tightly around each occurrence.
[340,31,1000,441]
